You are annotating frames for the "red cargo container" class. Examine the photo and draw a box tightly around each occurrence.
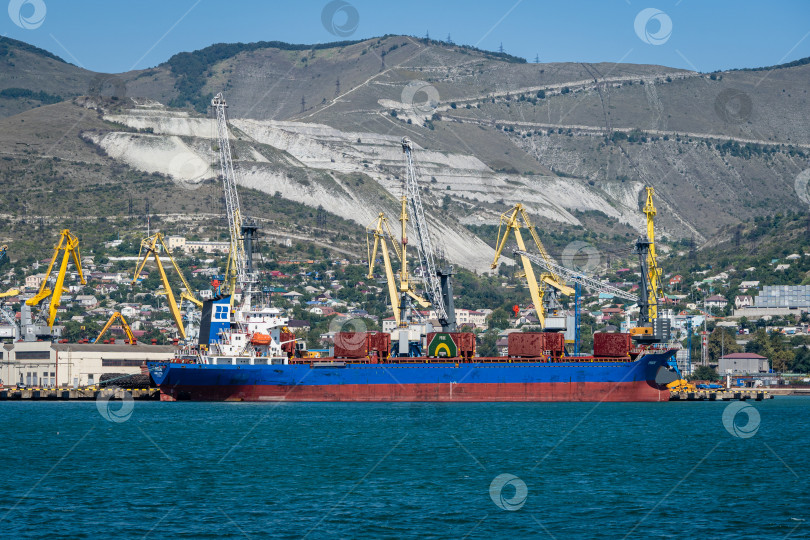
[508,332,564,357]
[334,332,370,359]
[593,332,631,357]
[280,332,296,355]
[456,332,475,359]
[542,332,564,356]
[368,332,391,359]
[508,333,542,357]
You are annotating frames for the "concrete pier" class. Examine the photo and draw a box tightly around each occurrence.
[0,387,158,400]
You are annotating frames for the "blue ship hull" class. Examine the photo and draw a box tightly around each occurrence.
[149,349,677,402]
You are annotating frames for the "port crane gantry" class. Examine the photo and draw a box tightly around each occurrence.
[400,137,456,331]
[491,204,574,330]
[26,229,86,328]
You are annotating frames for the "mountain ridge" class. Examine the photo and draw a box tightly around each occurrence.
[1,34,808,272]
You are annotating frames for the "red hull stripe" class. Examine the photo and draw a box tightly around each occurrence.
[160,380,669,402]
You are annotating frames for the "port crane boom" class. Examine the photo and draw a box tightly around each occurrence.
[491,204,573,329]
[514,250,638,302]
[401,137,455,331]
[367,212,430,327]
[131,233,195,339]
[642,186,664,320]
[96,311,136,344]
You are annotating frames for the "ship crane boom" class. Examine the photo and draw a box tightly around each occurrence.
[401,137,455,331]
[514,250,638,302]
[212,93,248,293]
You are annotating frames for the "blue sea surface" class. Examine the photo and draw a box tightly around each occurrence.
[0,398,807,539]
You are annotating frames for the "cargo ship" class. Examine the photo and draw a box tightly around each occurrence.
[148,296,680,402]
[149,94,680,402]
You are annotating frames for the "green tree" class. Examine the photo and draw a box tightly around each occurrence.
[487,308,510,330]
[691,365,720,382]
[708,327,741,362]
[478,329,499,357]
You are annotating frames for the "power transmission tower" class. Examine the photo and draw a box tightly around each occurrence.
[301,96,306,113]
[499,42,504,53]
[335,78,340,96]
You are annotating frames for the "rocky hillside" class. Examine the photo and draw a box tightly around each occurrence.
[1,35,809,271]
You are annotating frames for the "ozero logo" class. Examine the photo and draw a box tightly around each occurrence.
[489,473,528,511]
[722,401,760,439]
[634,8,672,46]
[8,0,46,29]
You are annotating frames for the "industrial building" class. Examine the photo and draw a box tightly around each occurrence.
[718,352,770,375]
[753,285,810,309]
[0,342,174,388]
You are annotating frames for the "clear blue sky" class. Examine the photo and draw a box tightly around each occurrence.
[2,0,809,74]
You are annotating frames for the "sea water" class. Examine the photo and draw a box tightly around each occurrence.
[0,398,807,538]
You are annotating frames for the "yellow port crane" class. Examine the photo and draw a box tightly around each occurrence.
[26,229,86,327]
[96,311,136,345]
[642,187,664,321]
[491,204,574,329]
[132,233,201,340]
[366,211,429,327]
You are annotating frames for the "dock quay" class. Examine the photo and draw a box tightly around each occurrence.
[670,389,773,401]
[0,387,158,400]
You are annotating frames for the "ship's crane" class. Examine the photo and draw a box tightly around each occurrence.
[513,250,639,302]
[132,233,199,340]
[401,137,456,331]
[26,229,86,327]
[367,212,429,327]
[96,311,136,345]
[491,204,574,330]
[211,93,258,305]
